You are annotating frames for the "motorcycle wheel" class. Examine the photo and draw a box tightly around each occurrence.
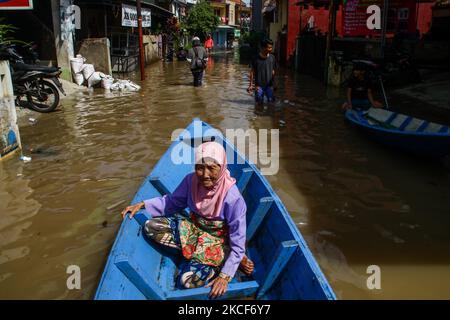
[26,79,60,113]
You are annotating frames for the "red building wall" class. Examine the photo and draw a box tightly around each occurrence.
[287,2,434,61]
[417,3,434,36]
[287,4,336,60]
[287,0,301,61]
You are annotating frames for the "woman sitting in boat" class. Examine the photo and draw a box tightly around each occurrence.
[122,141,254,298]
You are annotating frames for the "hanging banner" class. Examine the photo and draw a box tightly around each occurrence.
[122,4,151,28]
[0,0,33,10]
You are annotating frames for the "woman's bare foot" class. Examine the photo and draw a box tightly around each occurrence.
[239,255,254,276]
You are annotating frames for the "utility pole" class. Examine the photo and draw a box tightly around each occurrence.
[136,0,146,80]
[324,0,337,83]
[380,0,389,59]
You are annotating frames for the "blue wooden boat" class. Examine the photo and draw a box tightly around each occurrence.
[95,119,336,300]
[345,108,450,158]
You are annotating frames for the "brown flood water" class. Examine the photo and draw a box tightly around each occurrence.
[1,52,450,299]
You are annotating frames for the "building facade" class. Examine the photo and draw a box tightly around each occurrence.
[210,0,244,49]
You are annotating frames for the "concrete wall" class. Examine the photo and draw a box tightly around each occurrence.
[51,0,75,82]
[78,38,112,76]
[269,0,288,47]
[143,35,161,65]
[0,61,21,159]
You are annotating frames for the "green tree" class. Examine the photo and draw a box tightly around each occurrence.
[184,0,219,40]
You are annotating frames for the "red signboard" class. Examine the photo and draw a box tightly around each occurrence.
[342,0,417,37]
[0,0,33,10]
[343,0,382,37]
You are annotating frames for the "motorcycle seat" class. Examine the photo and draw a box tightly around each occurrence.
[13,62,60,73]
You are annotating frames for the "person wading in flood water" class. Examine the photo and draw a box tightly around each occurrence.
[187,37,208,87]
[205,34,214,54]
[122,142,254,298]
[247,38,277,106]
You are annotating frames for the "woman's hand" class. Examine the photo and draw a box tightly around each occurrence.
[121,202,145,219]
[240,255,254,276]
[206,277,229,299]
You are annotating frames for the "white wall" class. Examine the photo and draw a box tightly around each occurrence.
[0,61,21,159]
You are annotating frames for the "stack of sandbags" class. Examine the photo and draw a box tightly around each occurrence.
[70,54,141,91]
[70,55,104,88]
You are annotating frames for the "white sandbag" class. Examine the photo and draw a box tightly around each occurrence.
[124,80,141,92]
[89,71,103,83]
[87,72,102,88]
[73,72,84,86]
[110,82,122,91]
[116,79,141,92]
[117,81,126,91]
[70,55,86,73]
[101,76,114,90]
[82,64,95,80]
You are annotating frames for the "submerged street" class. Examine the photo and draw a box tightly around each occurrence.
[1,53,450,299]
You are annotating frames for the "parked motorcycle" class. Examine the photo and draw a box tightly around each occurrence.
[0,43,65,113]
[11,43,40,64]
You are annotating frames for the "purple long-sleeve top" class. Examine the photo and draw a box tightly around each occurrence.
[143,172,247,279]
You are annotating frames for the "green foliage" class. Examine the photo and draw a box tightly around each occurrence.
[240,31,266,49]
[0,19,17,43]
[183,0,219,41]
[239,31,267,60]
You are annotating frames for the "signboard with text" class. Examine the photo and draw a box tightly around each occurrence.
[122,4,151,28]
[0,0,33,10]
[343,0,382,37]
[342,0,417,37]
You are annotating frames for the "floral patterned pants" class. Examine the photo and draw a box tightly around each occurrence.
[144,213,230,289]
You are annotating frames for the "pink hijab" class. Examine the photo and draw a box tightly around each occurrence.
[191,142,236,219]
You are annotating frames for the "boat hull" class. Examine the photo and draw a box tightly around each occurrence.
[345,109,450,158]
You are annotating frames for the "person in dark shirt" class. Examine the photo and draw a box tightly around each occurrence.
[247,39,276,104]
[342,62,383,111]
[187,37,208,87]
